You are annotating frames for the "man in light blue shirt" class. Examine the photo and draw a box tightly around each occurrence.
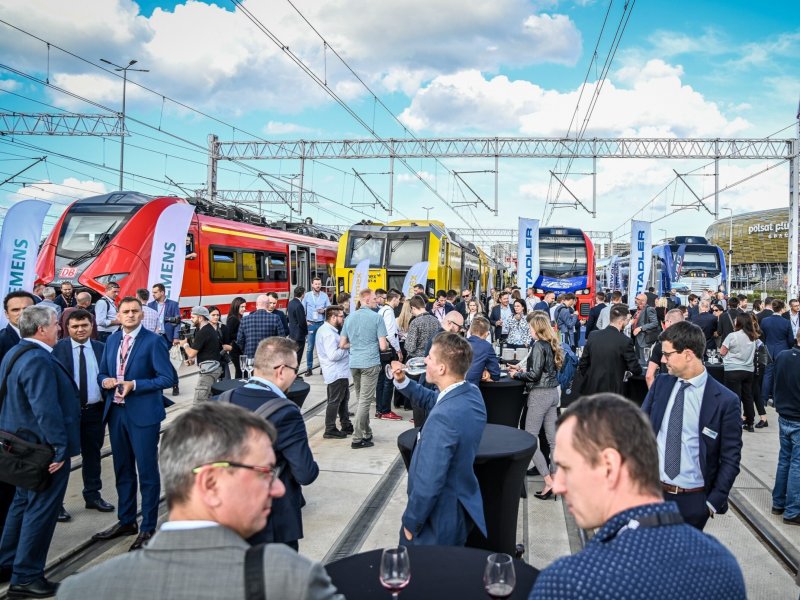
[301,278,330,376]
[339,289,388,449]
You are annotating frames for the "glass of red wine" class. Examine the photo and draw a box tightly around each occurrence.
[484,552,516,599]
[379,546,410,599]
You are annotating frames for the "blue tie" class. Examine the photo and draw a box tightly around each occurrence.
[664,381,692,480]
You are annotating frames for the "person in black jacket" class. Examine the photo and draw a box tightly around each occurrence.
[690,299,718,353]
[287,286,309,367]
[771,333,800,524]
[716,296,742,341]
[584,292,606,339]
[226,297,247,379]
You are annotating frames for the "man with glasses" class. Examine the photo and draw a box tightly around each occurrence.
[58,403,342,600]
[316,306,354,438]
[94,282,121,342]
[455,289,472,319]
[783,298,800,338]
[224,337,318,551]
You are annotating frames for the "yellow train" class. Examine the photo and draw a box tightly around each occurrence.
[335,219,508,298]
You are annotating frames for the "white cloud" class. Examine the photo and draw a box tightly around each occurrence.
[398,171,435,184]
[263,120,314,135]
[8,178,107,204]
[0,79,21,91]
[647,28,726,57]
[730,31,800,69]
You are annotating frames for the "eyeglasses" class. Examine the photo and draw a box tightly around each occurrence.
[462,294,470,298]
[446,321,466,332]
[192,461,283,485]
[273,364,300,374]
[662,350,681,358]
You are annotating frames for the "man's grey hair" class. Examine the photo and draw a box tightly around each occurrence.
[19,305,56,338]
[159,403,277,508]
[699,299,710,310]
[42,287,56,300]
[76,292,92,306]
[254,337,298,372]
[664,308,684,324]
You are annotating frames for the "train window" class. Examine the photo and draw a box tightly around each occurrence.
[387,237,425,267]
[266,253,288,282]
[347,236,384,267]
[58,214,127,256]
[241,251,266,282]
[210,249,237,281]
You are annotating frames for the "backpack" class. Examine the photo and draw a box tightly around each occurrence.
[557,342,579,393]
[216,388,294,420]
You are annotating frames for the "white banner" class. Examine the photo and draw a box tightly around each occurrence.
[517,217,540,291]
[401,261,430,298]
[350,258,370,314]
[146,203,196,302]
[628,220,652,308]
[0,200,50,329]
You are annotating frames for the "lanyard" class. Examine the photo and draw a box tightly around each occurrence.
[117,336,134,377]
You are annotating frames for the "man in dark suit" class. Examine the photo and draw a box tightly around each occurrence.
[631,293,660,362]
[454,289,471,319]
[93,297,177,551]
[147,283,181,396]
[237,295,287,358]
[642,321,742,530]
[489,290,512,342]
[771,336,800,525]
[54,282,77,312]
[578,304,642,396]
[59,292,97,341]
[52,309,115,523]
[761,299,795,404]
[690,299,718,353]
[532,291,554,313]
[267,291,290,336]
[0,305,80,597]
[287,286,308,367]
[757,296,775,325]
[227,337,319,551]
[645,286,658,307]
[716,296,742,342]
[584,291,606,339]
[389,333,487,546]
[465,316,501,386]
[686,294,699,320]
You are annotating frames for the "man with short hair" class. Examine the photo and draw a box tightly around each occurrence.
[524,288,538,313]
[632,293,660,362]
[489,291,512,342]
[737,294,749,313]
[428,290,453,325]
[771,330,800,525]
[690,299,718,353]
[578,304,642,396]
[404,296,441,359]
[584,291,606,339]
[646,309,685,388]
[302,277,330,376]
[316,306,353,438]
[147,283,182,396]
[595,290,622,331]
[412,283,427,302]
[59,292,97,340]
[455,289,472,318]
[528,394,745,600]
[94,282,121,342]
[54,282,77,312]
[761,299,795,405]
[237,294,287,359]
[784,298,800,338]
[686,294,700,320]
[643,321,742,530]
[645,286,658,307]
[0,305,80,597]
[532,291,554,313]
[57,403,343,600]
[225,337,319,550]
[39,287,62,319]
[180,307,223,404]
[465,316,501,386]
[389,333,487,546]
[553,293,579,346]
[376,291,403,420]
[287,286,309,367]
[757,296,775,324]
[136,289,158,333]
[716,296,741,342]
[0,291,35,363]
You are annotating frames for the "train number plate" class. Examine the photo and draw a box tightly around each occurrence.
[59,267,78,279]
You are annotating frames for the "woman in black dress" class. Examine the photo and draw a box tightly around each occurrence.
[226,297,247,378]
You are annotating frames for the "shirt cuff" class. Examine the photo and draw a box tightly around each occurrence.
[393,377,411,390]
[132,380,137,391]
[706,501,716,514]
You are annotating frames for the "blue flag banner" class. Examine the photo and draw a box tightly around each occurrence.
[518,217,540,291]
[351,258,370,314]
[402,261,430,298]
[0,199,50,329]
[628,220,652,308]
[146,203,196,302]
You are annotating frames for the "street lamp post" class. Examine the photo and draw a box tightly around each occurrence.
[100,58,149,191]
[721,208,734,293]
[422,206,434,220]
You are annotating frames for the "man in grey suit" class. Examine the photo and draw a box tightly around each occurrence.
[58,403,343,600]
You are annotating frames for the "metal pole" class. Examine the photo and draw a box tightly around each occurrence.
[206,134,218,202]
[788,134,799,300]
[389,145,394,216]
[714,140,719,218]
[592,154,597,218]
[119,69,127,191]
[422,206,433,220]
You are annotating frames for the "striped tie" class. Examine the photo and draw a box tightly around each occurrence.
[664,381,692,480]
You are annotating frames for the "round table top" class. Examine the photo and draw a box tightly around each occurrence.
[398,424,536,463]
[326,545,538,600]
[479,376,526,390]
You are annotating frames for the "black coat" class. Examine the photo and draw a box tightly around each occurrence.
[0,325,20,364]
[578,326,641,396]
[691,311,718,351]
[585,303,606,338]
[287,298,308,342]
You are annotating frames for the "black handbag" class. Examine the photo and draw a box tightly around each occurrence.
[0,345,55,492]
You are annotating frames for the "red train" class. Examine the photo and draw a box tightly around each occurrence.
[35,192,338,316]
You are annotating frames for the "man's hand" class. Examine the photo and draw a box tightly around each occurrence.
[118,380,135,397]
[173,339,181,346]
[101,378,118,390]
[49,461,64,474]
[633,327,642,336]
[403,527,413,541]
[496,319,503,326]
[389,360,406,383]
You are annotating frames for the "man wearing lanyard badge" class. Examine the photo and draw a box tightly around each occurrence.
[147,284,181,396]
[302,278,330,376]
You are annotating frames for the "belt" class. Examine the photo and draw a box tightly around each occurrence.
[662,482,704,495]
[82,402,104,411]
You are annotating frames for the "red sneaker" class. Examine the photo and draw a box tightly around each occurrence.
[381,411,403,421]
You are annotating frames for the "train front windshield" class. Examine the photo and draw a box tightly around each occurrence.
[674,247,721,275]
[57,211,135,259]
[539,236,588,279]
[347,234,385,267]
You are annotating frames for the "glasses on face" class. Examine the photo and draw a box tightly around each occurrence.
[192,461,283,486]
[274,364,300,374]
[462,294,470,298]
[446,321,466,332]
[662,350,680,358]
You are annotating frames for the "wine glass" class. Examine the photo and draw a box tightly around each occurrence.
[706,349,715,364]
[239,356,248,382]
[384,357,426,380]
[484,553,515,599]
[379,546,410,599]
[245,357,255,380]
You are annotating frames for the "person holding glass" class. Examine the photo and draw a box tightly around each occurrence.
[720,313,759,432]
[504,298,531,349]
[509,313,562,497]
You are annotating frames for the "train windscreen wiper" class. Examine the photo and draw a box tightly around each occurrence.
[67,223,116,267]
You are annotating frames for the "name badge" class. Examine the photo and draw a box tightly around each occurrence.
[417,431,422,442]
[702,427,718,440]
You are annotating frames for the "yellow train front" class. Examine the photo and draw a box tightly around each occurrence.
[336,220,495,298]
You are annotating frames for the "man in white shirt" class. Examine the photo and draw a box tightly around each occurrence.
[136,289,159,333]
[315,306,354,438]
[94,282,120,342]
[376,291,403,420]
[301,277,331,376]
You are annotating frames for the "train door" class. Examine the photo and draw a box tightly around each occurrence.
[289,245,311,291]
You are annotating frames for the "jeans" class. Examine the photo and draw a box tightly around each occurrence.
[761,362,775,403]
[376,366,394,415]
[351,365,380,442]
[773,416,800,518]
[306,322,323,370]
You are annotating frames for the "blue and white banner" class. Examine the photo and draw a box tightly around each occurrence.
[401,261,429,298]
[146,203,195,302]
[610,255,622,291]
[673,243,687,281]
[350,258,370,314]
[0,200,50,329]
[628,220,652,308]
[518,217,540,291]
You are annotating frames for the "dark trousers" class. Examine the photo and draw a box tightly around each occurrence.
[0,482,15,535]
[108,405,161,532]
[724,369,755,425]
[761,362,775,403]
[664,490,709,530]
[376,367,393,415]
[0,457,71,583]
[293,339,306,370]
[325,378,351,432]
[80,403,106,502]
[231,346,243,379]
[752,370,766,417]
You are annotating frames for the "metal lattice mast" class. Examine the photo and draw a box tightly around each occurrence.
[0,112,124,136]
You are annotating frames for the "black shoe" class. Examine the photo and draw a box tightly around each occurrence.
[85,498,115,512]
[526,467,539,477]
[783,514,800,526]
[57,506,72,523]
[306,369,313,376]
[0,566,11,584]
[93,521,138,541]
[341,424,354,435]
[172,385,180,396]
[755,420,769,429]
[534,489,555,501]
[772,506,785,515]
[7,577,58,598]
[744,425,755,432]
[129,530,154,551]
[323,429,347,439]
[351,440,375,449]
[363,435,373,443]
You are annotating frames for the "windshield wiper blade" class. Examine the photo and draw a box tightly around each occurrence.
[352,234,372,252]
[67,223,116,266]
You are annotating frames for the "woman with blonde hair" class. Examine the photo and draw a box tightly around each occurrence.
[509,312,563,499]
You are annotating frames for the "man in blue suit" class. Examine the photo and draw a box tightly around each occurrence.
[760,299,795,403]
[465,316,500,386]
[389,332,487,546]
[147,283,181,396]
[93,297,177,551]
[53,309,115,521]
[0,305,80,597]
[642,321,742,530]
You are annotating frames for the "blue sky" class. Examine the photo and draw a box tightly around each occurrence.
[0,0,798,245]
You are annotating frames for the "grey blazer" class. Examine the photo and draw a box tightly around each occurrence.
[57,525,344,600]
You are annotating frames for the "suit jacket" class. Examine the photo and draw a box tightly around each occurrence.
[229,386,319,544]
[633,305,660,347]
[397,378,487,545]
[56,525,343,600]
[98,327,177,426]
[760,314,794,361]
[287,298,308,342]
[642,373,742,513]
[53,338,105,385]
[585,303,606,338]
[756,308,774,324]
[146,299,181,341]
[489,304,511,340]
[0,340,81,462]
[0,325,20,363]
[465,335,501,386]
[237,310,287,357]
[691,311,718,351]
[578,326,641,396]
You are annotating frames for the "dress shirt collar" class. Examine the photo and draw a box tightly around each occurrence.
[24,338,53,353]
[161,520,220,531]
[245,376,287,398]
[70,338,91,351]
[120,324,143,340]
[682,367,708,391]
[436,380,466,404]
[592,502,682,544]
